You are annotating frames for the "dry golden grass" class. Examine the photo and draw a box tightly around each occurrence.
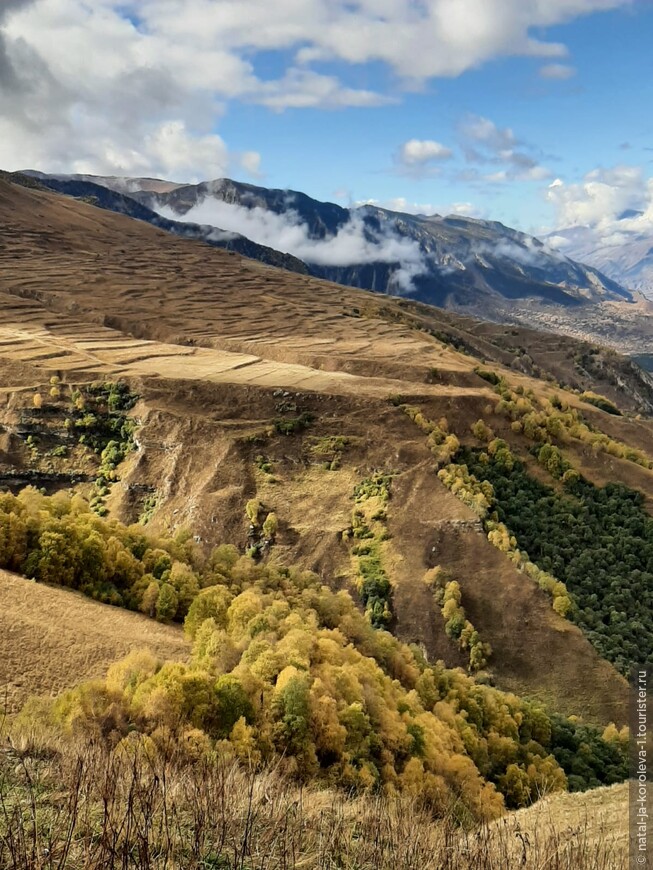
[0,176,643,725]
[0,570,189,712]
[487,782,629,867]
[0,178,483,400]
[0,726,631,870]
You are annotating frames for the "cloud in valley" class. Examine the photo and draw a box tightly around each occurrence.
[159,193,430,293]
[156,187,574,292]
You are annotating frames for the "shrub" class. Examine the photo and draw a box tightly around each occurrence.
[262,512,278,540]
[580,391,622,416]
[246,499,261,525]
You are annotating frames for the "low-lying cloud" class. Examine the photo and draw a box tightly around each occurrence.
[159,196,430,293]
[476,236,567,268]
[155,189,588,294]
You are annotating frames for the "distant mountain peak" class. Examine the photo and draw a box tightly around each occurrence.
[547,219,653,299]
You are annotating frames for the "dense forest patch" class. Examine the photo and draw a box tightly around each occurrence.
[0,488,628,814]
[459,448,653,675]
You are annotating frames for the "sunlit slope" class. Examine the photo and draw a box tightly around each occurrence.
[1,177,650,725]
[0,569,189,712]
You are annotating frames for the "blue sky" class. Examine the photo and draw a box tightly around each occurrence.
[1,0,652,235]
[221,3,653,232]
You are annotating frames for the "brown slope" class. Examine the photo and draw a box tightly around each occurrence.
[0,570,189,712]
[2,175,653,413]
[0,176,642,725]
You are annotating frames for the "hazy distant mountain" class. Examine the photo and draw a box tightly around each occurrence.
[548,214,653,299]
[24,171,632,316]
[25,171,186,196]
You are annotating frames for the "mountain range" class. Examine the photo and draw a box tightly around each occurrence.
[23,171,631,313]
[548,210,653,299]
[15,169,653,361]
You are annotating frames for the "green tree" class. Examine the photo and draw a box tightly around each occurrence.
[184,585,234,639]
[156,583,179,622]
[214,675,254,738]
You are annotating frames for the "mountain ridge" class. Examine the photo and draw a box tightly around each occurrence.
[22,170,632,314]
[548,218,653,299]
[11,172,309,274]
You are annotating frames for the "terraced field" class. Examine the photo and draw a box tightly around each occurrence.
[0,179,481,394]
[0,176,647,728]
[3,177,652,408]
[0,297,498,407]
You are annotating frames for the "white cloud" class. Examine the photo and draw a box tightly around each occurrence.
[458,113,551,182]
[546,165,653,230]
[546,233,573,249]
[539,62,576,79]
[157,194,430,292]
[520,164,552,181]
[239,151,263,178]
[253,68,392,111]
[545,164,653,295]
[460,115,518,152]
[143,122,229,179]
[0,0,634,178]
[398,139,453,165]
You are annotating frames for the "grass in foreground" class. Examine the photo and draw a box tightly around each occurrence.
[0,728,627,870]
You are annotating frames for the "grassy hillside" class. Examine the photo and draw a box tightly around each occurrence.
[0,570,189,712]
[1,176,648,717]
[0,176,649,860]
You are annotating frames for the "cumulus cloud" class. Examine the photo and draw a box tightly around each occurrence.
[393,138,454,179]
[545,164,653,295]
[539,62,576,79]
[398,139,453,166]
[546,166,653,230]
[458,113,551,182]
[0,0,634,178]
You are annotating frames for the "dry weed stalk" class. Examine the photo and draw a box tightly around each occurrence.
[0,722,625,870]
